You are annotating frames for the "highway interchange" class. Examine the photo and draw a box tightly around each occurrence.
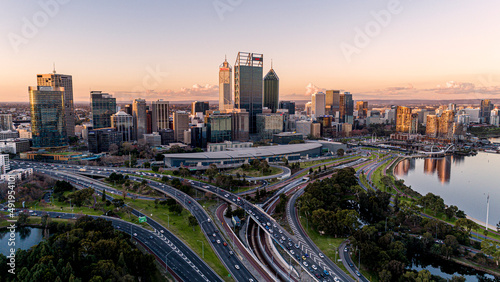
[10,150,391,282]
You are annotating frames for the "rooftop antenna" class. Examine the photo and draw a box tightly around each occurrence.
[53,62,56,74]
[271,59,273,69]
[225,54,227,62]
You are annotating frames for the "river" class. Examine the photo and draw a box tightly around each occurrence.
[0,227,44,256]
[394,152,500,228]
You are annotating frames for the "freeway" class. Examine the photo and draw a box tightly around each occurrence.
[34,168,223,282]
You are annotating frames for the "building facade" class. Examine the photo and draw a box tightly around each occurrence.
[219,58,232,111]
[0,114,13,131]
[173,111,190,143]
[234,52,263,133]
[263,67,279,113]
[132,98,147,140]
[91,91,116,129]
[37,72,75,136]
[29,86,68,148]
[325,90,340,116]
[279,101,295,115]
[88,127,122,153]
[206,113,232,143]
[339,92,354,123]
[152,99,169,131]
[111,111,134,142]
[256,113,283,140]
[311,92,326,118]
[192,101,210,116]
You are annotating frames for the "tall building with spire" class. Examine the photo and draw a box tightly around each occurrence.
[36,67,75,137]
[263,62,279,113]
[234,52,263,134]
[219,57,232,111]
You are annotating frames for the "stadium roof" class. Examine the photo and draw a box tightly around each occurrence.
[164,143,321,160]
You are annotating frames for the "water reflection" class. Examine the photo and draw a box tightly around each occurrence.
[396,156,463,184]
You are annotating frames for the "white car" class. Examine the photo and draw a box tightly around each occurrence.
[319,253,324,258]
[312,265,317,270]
[303,261,308,267]
[225,194,229,198]
[235,265,240,270]
[279,229,283,234]
[290,250,295,255]
[217,240,221,244]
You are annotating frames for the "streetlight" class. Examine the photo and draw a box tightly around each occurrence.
[166,249,175,273]
[197,240,204,258]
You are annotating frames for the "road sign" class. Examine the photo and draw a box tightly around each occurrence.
[139,216,147,223]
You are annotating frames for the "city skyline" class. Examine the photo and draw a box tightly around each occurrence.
[2,1,500,102]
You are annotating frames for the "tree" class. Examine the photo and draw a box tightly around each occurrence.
[143,162,151,168]
[188,215,198,231]
[151,166,159,172]
[101,189,106,202]
[337,148,345,156]
[111,199,125,208]
[481,239,500,266]
[497,220,500,232]
[225,205,233,218]
[18,212,29,226]
[309,168,313,174]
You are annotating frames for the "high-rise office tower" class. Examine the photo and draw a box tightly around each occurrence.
[37,70,75,137]
[191,101,210,116]
[279,101,295,115]
[225,108,249,142]
[426,115,438,138]
[339,92,354,123]
[438,110,455,138]
[146,106,153,134]
[91,91,116,129]
[173,111,190,143]
[263,65,279,113]
[311,92,326,118]
[480,99,494,124]
[152,100,169,131]
[205,113,232,143]
[132,98,147,140]
[396,106,412,133]
[234,52,263,134]
[325,90,340,116]
[219,57,232,111]
[356,101,368,118]
[111,111,134,142]
[29,85,68,148]
[123,104,133,115]
[0,114,13,131]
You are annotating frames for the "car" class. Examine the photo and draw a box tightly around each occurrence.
[211,239,216,243]
[344,247,348,252]
[188,201,191,204]
[323,270,330,276]
[304,253,309,258]
[288,238,292,242]
[249,279,254,282]
[116,226,120,229]
[229,250,234,255]
[224,194,229,198]
[208,218,211,222]
[281,236,285,241]
[149,236,153,239]
[223,242,227,246]
[273,223,276,228]
[279,240,283,244]
[279,229,283,234]
[133,233,137,236]
[160,230,164,233]
[315,274,321,279]
[319,253,324,258]
[213,233,216,237]
[355,270,361,277]
[217,240,221,244]
[56,216,61,218]
[290,250,295,255]
[303,261,308,267]
[295,244,299,249]
[235,265,240,270]
[312,265,317,270]
[302,255,306,260]
[288,242,292,247]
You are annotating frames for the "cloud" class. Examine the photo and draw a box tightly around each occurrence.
[305,82,325,96]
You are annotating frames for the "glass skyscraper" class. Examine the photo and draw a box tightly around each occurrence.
[37,71,75,137]
[133,98,147,140]
[234,52,263,134]
[264,67,279,113]
[339,92,354,123]
[205,113,232,143]
[91,91,116,129]
[29,86,68,148]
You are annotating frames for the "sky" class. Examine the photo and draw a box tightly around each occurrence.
[2,0,500,103]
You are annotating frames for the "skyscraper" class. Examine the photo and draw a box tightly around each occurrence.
[226,108,249,142]
[29,85,68,148]
[132,98,147,140]
[339,92,354,123]
[219,57,232,111]
[396,106,411,132]
[152,100,169,132]
[0,114,13,131]
[91,91,116,129]
[37,71,75,137]
[234,52,263,134]
[111,111,134,142]
[191,101,210,115]
[480,99,494,124]
[173,111,190,143]
[438,110,455,138]
[205,113,232,143]
[356,101,368,118]
[325,90,340,116]
[426,115,438,138]
[279,101,295,115]
[263,65,279,113]
[311,92,326,118]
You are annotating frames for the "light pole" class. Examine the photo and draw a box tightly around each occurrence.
[166,249,175,273]
[197,240,204,258]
